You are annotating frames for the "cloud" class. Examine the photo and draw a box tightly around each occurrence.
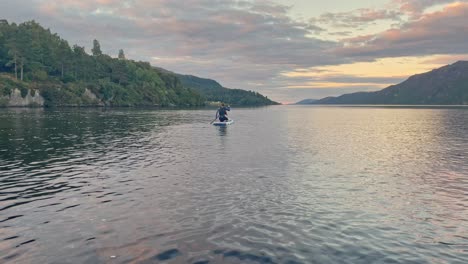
[280,71,406,85]
[421,54,468,64]
[311,8,402,29]
[335,2,468,59]
[393,0,467,16]
[328,31,354,37]
[312,75,405,84]
[36,1,341,70]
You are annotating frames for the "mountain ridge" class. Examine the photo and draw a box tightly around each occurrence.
[313,61,468,105]
[295,99,318,105]
[176,74,279,106]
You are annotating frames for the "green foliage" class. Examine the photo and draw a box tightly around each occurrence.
[0,74,31,98]
[2,85,12,96]
[0,20,204,107]
[20,86,28,98]
[31,69,48,81]
[39,86,61,106]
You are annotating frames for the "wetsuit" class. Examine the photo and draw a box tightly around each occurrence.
[217,106,230,122]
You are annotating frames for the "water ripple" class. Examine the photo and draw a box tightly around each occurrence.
[0,107,467,263]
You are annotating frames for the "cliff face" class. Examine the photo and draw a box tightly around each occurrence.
[1,89,45,107]
[315,61,468,105]
[0,88,103,107]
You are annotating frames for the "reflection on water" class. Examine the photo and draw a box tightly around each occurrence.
[217,126,228,136]
[0,106,467,263]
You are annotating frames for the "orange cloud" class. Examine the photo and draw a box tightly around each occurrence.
[336,2,468,58]
[392,0,463,16]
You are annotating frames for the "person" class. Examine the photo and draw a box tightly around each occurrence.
[216,103,230,122]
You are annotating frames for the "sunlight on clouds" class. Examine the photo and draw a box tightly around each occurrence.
[283,55,451,79]
[281,55,467,89]
[286,82,389,89]
[424,3,452,13]
[424,1,466,14]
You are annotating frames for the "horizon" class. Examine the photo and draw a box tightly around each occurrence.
[1,1,468,103]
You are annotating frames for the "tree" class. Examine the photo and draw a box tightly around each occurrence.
[118,49,125,60]
[91,39,102,56]
[5,25,19,79]
[72,45,86,80]
[0,20,10,72]
[57,40,71,78]
[112,60,128,85]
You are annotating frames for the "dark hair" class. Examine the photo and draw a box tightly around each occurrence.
[221,103,225,106]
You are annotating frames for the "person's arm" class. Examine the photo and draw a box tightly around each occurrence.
[226,106,231,111]
[215,110,219,118]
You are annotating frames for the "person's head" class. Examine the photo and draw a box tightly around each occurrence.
[221,103,225,107]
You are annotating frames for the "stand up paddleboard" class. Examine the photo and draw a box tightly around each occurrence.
[212,119,234,126]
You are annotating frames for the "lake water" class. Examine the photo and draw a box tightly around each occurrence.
[0,106,467,263]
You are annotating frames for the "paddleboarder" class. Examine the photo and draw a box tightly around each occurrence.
[216,103,230,122]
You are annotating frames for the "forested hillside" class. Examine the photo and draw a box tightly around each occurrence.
[0,20,203,107]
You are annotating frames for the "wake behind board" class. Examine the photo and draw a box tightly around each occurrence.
[212,119,234,126]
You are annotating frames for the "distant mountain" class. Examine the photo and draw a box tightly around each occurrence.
[296,99,318,104]
[314,61,468,105]
[177,74,279,106]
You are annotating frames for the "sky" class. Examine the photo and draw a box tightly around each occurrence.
[1,0,468,103]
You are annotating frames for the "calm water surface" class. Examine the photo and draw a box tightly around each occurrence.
[0,106,467,263]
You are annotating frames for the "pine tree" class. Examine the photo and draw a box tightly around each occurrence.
[91,39,102,56]
[118,49,125,60]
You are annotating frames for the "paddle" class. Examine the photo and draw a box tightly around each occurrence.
[210,112,219,124]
